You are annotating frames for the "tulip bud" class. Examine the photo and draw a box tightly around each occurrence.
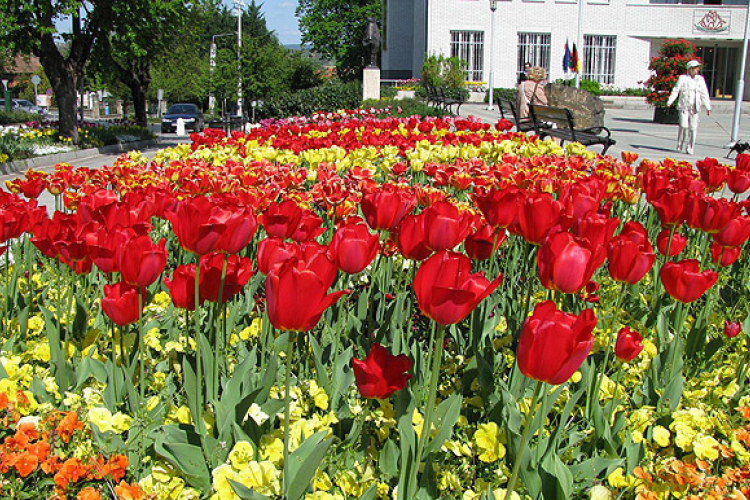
[615,327,644,362]
[724,321,742,338]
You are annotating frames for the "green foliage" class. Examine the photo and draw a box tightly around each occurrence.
[296,0,381,80]
[483,88,516,104]
[420,54,469,100]
[0,110,40,125]
[646,39,697,108]
[362,97,448,117]
[83,125,153,147]
[257,81,360,119]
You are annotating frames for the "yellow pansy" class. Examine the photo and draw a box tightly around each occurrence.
[112,412,133,433]
[88,407,114,433]
[473,422,506,463]
[693,434,720,461]
[652,426,670,447]
[229,441,255,470]
[236,460,280,496]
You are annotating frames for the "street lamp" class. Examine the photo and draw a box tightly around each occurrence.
[487,0,499,111]
[729,4,750,147]
[234,0,245,119]
[210,33,234,115]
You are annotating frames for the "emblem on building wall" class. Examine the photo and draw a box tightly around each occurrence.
[694,10,730,34]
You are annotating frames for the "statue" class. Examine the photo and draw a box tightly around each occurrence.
[363,17,381,68]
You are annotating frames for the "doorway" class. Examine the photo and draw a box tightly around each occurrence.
[695,45,739,99]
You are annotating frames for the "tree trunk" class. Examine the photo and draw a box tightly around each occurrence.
[37,33,79,143]
[129,77,149,127]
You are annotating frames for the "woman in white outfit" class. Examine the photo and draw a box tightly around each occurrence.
[666,60,711,155]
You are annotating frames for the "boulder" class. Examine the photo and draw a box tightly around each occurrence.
[545,83,605,129]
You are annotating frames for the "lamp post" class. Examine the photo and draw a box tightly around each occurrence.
[729,4,750,146]
[487,0,499,111]
[575,0,583,88]
[234,0,245,119]
[210,33,234,115]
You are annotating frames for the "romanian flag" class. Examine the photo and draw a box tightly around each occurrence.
[571,43,581,73]
[563,40,571,73]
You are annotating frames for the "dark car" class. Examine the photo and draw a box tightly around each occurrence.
[161,103,204,134]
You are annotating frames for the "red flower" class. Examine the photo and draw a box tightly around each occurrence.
[608,221,656,284]
[164,264,199,311]
[118,235,167,287]
[265,256,350,332]
[517,191,563,245]
[729,154,750,193]
[360,184,416,231]
[710,242,741,267]
[696,157,728,192]
[421,200,473,251]
[352,343,412,399]
[684,196,737,234]
[650,188,686,227]
[713,215,750,248]
[259,199,304,240]
[290,210,325,242]
[537,230,599,294]
[166,196,232,255]
[464,223,505,261]
[472,185,521,228]
[199,253,254,303]
[724,320,741,338]
[517,301,596,385]
[615,327,644,362]
[660,259,718,303]
[656,229,687,257]
[328,221,380,274]
[414,250,501,325]
[101,282,146,326]
[257,238,302,275]
[395,214,432,261]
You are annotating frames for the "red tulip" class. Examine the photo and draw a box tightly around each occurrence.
[422,201,473,251]
[517,192,563,245]
[164,264,200,311]
[607,221,656,284]
[352,343,412,399]
[101,282,146,326]
[713,216,750,248]
[199,253,254,304]
[265,257,350,332]
[118,235,167,287]
[614,327,644,362]
[728,163,750,194]
[710,243,741,267]
[257,238,302,275]
[395,214,432,261]
[259,199,303,240]
[290,210,325,242]
[621,151,639,164]
[328,221,380,274]
[215,204,257,254]
[650,188,686,227]
[166,196,230,255]
[360,184,416,232]
[724,320,742,338]
[684,196,737,234]
[538,230,600,294]
[464,224,505,261]
[660,259,718,303]
[84,224,137,274]
[414,250,501,326]
[696,157,728,192]
[656,229,687,257]
[517,301,596,385]
[472,185,521,228]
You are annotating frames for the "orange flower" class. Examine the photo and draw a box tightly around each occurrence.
[56,412,83,444]
[77,486,102,500]
[0,392,8,410]
[27,441,51,461]
[14,451,39,477]
[114,480,145,500]
[96,454,128,481]
[54,457,91,490]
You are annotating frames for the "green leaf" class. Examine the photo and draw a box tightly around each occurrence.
[285,431,333,500]
[425,393,462,455]
[379,438,399,478]
[228,479,271,500]
[541,454,573,500]
[153,424,211,491]
[358,484,379,500]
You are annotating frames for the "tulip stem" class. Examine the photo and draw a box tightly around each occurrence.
[214,254,229,401]
[507,379,544,496]
[652,224,676,314]
[138,290,145,404]
[194,255,205,436]
[588,282,626,418]
[410,323,446,498]
[282,330,294,496]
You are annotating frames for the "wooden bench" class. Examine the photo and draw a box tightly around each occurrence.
[529,104,616,155]
[495,96,535,133]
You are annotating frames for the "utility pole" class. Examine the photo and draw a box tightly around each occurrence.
[235,0,245,118]
[210,33,233,115]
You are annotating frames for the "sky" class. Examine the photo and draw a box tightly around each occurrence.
[224,0,302,46]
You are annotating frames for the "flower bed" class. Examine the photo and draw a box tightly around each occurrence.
[1,107,750,500]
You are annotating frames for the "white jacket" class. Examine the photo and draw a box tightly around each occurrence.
[667,74,711,113]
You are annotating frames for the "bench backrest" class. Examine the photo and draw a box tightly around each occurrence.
[529,105,575,130]
[495,96,519,123]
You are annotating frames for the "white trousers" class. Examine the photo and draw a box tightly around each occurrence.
[677,109,700,152]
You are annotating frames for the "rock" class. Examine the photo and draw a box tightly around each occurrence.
[545,83,605,129]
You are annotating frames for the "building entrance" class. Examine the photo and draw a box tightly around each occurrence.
[695,45,739,99]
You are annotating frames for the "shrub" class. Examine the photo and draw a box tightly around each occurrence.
[0,111,41,125]
[421,54,470,101]
[257,81,360,119]
[483,88,517,104]
[646,39,698,108]
[361,97,449,117]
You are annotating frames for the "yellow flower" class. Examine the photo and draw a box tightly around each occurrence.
[88,407,114,433]
[211,463,238,500]
[236,461,280,496]
[308,380,329,411]
[438,470,461,491]
[652,426,670,447]
[693,434,720,461]
[589,485,611,500]
[313,470,332,491]
[112,412,133,433]
[239,317,262,341]
[229,441,255,470]
[260,434,284,464]
[473,422,506,463]
[607,467,635,488]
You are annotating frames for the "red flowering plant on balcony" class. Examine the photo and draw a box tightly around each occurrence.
[646,39,699,108]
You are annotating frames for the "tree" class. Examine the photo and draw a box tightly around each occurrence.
[0,1,115,143]
[90,0,191,126]
[296,0,380,80]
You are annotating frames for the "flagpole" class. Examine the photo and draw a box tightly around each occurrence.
[575,0,583,88]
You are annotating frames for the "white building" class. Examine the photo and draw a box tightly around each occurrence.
[381,0,750,100]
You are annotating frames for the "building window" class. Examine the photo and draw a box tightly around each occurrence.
[582,35,616,84]
[517,32,551,78]
[451,31,484,82]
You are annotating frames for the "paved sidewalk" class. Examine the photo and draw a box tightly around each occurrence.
[459,102,749,165]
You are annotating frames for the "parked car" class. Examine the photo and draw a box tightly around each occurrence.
[0,99,46,116]
[161,103,204,134]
